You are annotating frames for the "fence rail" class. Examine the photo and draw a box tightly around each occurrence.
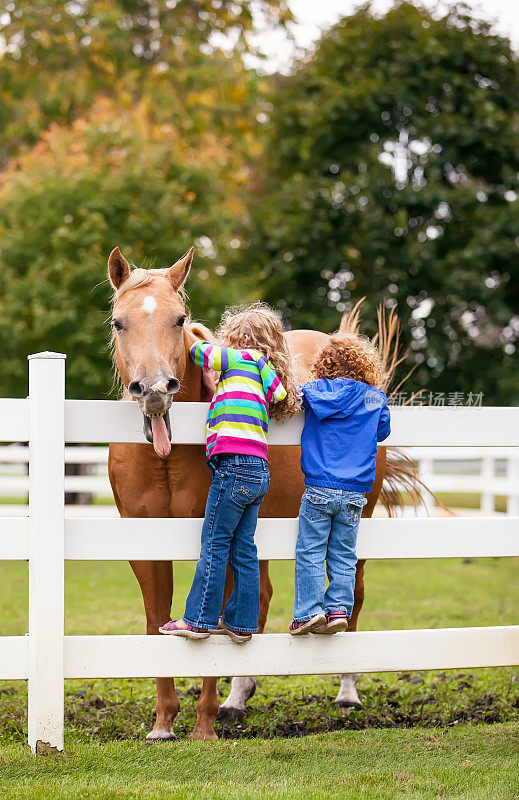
[0,352,518,754]
[1,516,519,562]
[2,440,519,516]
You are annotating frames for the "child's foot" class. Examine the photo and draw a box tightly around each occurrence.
[289,613,326,635]
[213,619,252,644]
[158,619,210,639]
[316,611,348,635]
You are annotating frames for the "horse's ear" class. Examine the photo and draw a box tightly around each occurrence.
[108,247,130,289]
[188,321,216,344]
[167,246,194,291]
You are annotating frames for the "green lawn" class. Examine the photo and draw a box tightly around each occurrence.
[0,554,517,798]
[0,725,517,800]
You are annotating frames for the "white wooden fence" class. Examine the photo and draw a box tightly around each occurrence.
[1,352,518,754]
[2,444,518,515]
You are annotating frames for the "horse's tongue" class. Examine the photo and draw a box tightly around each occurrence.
[151,415,171,459]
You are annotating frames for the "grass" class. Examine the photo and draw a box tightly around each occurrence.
[0,725,517,800]
[0,557,517,741]
[0,554,517,798]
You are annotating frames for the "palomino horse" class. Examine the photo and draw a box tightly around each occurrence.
[107,246,413,741]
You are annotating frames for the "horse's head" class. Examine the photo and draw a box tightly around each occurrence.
[108,245,196,459]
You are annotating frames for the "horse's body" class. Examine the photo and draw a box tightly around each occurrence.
[107,248,387,740]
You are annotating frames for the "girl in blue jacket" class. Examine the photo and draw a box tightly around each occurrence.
[290,333,391,635]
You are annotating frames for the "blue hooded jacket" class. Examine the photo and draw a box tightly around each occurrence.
[300,378,391,492]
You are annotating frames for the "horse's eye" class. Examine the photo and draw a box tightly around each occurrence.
[176,316,186,327]
[113,319,124,331]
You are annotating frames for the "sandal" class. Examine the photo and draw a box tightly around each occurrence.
[316,611,348,635]
[158,620,210,639]
[212,619,252,643]
[289,613,327,635]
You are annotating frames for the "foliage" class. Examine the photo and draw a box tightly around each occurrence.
[249,2,519,404]
[0,0,291,160]
[0,101,250,397]
[0,0,289,398]
[0,2,518,403]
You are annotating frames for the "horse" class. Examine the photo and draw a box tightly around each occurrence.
[107,246,419,741]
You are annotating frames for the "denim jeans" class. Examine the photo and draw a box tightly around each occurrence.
[183,454,270,633]
[293,485,367,622]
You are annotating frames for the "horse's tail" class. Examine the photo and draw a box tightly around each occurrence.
[338,301,450,517]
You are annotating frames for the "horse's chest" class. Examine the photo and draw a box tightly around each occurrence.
[108,443,209,518]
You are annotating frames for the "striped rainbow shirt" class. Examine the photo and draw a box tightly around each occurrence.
[190,341,287,464]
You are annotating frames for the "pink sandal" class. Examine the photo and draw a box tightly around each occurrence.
[316,611,348,635]
[289,613,327,635]
[158,620,210,639]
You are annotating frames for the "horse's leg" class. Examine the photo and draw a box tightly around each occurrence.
[130,559,180,741]
[334,559,365,709]
[190,678,220,741]
[335,447,386,710]
[217,560,272,722]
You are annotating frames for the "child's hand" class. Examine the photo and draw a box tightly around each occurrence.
[201,367,217,398]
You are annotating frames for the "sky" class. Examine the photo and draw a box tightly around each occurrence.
[251,0,519,72]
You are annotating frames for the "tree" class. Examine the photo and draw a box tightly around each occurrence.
[249,2,519,404]
[0,0,291,160]
[0,0,292,398]
[0,101,251,398]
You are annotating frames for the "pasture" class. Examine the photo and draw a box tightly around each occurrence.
[1,556,517,739]
[0,555,517,798]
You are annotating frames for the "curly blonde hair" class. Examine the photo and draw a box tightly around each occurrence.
[311,332,386,388]
[217,302,301,420]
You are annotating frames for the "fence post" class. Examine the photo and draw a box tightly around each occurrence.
[508,455,519,516]
[28,352,66,754]
[417,456,435,515]
[480,456,494,514]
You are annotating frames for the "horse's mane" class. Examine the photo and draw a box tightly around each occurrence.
[338,300,449,517]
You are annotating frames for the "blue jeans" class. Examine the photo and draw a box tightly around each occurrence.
[184,454,270,633]
[293,486,367,622]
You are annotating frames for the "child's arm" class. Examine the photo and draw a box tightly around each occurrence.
[377,404,391,442]
[258,356,287,404]
[190,341,238,373]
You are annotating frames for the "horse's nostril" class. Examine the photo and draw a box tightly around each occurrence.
[166,377,180,395]
[129,380,145,398]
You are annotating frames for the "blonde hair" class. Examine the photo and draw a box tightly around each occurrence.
[311,332,386,388]
[217,303,301,421]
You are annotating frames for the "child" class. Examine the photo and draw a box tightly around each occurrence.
[160,304,300,642]
[290,333,390,635]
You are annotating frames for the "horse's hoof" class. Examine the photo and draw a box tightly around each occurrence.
[189,729,218,742]
[334,700,362,711]
[216,706,245,724]
[145,729,177,743]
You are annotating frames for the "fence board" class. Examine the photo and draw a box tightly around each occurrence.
[0,517,29,559]
[64,626,519,679]
[64,516,519,561]
[0,637,28,680]
[0,399,29,443]
[64,401,519,447]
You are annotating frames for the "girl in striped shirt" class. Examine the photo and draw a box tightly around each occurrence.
[160,304,300,642]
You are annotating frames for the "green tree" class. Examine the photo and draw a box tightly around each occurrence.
[0,102,250,398]
[249,2,519,404]
[0,0,291,160]
[0,0,291,398]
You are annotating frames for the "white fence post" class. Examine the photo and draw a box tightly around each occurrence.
[480,456,494,514]
[508,456,519,516]
[27,352,66,754]
[417,456,435,515]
